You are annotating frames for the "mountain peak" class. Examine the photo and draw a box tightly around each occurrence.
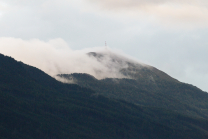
[87,51,178,83]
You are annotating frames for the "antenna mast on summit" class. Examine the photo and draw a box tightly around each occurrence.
[105,41,107,50]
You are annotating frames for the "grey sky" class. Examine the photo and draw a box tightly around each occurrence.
[0,0,208,92]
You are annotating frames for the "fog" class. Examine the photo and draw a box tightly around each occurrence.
[0,37,143,80]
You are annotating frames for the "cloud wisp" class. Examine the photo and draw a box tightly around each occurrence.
[86,0,208,27]
[0,37,140,80]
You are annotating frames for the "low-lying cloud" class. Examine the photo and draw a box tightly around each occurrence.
[0,37,135,80]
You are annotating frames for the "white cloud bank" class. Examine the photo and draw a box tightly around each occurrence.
[0,37,132,79]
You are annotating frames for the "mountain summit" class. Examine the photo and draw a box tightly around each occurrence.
[87,51,178,83]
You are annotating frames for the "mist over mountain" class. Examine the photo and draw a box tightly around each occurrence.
[0,37,178,81]
[56,50,179,83]
[0,37,150,80]
[87,51,178,82]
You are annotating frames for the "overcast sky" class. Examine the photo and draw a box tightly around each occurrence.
[0,0,208,92]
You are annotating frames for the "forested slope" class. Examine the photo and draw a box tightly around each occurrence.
[1,54,208,139]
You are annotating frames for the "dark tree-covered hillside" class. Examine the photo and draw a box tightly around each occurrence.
[1,54,208,139]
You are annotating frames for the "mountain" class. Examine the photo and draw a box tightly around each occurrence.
[58,51,208,119]
[87,51,178,82]
[1,54,208,138]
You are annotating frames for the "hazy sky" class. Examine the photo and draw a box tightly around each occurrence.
[0,0,208,92]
